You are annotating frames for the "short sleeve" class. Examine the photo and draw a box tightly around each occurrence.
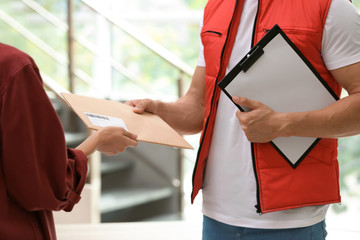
[197,38,206,67]
[322,0,360,70]
[197,16,206,67]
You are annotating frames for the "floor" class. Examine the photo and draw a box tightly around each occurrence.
[56,220,360,240]
[56,221,201,240]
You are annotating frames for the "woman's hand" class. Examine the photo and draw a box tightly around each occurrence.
[76,126,138,156]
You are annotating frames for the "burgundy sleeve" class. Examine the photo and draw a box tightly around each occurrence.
[1,61,88,212]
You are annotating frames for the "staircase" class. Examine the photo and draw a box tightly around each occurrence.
[100,144,181,222]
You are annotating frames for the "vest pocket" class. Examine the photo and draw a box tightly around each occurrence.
[201,28,224,43]
[201,29,223,48]
[202,30,222,36]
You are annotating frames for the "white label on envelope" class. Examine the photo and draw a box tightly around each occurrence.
[84,112,128,130]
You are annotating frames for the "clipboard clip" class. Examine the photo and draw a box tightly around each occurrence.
[240,45,264,72]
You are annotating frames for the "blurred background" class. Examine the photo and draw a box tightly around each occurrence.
[0,0,359,239]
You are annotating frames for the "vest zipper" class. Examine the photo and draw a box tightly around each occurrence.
[252,143,262,214]
[191,0,240,203]
[251,0,263,215]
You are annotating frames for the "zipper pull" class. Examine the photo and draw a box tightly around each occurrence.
[255,204,262,215]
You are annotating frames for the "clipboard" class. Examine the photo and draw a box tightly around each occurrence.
[60,92,193,150]
[218,24,338,168]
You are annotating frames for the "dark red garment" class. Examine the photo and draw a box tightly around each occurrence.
[0,43,88,239]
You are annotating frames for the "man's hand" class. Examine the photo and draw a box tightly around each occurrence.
[125,99,157,114]
[233,96,286,143]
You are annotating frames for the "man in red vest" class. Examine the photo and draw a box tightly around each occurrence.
[0,43,138,239]
[127,0,360,239]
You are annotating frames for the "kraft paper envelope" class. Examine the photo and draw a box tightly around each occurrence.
[61,92,193,149]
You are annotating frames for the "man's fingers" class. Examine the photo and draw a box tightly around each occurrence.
[124,100,135,107]
[124,100,144,113]
[232,96,262,110]
[133,105,145,113]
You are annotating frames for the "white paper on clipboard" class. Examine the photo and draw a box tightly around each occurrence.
[218,24,338,168]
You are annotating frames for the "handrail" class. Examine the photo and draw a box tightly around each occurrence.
[2,0,194,93]
[24,0,142,83]
[0,9,66,64]
[81,0,194,78]
[0,8,93,85]
[21,0,67,31]
[21,0,142,83]
[42,73,70,98]
[20,0,184,97]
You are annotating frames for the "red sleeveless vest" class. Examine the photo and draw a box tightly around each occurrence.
[192,0,342,214]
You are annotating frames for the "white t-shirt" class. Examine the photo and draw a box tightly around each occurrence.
[197,0,360,229]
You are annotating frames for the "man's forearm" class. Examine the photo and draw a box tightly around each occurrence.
[282,93,360,139]
[154,97,204,135]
